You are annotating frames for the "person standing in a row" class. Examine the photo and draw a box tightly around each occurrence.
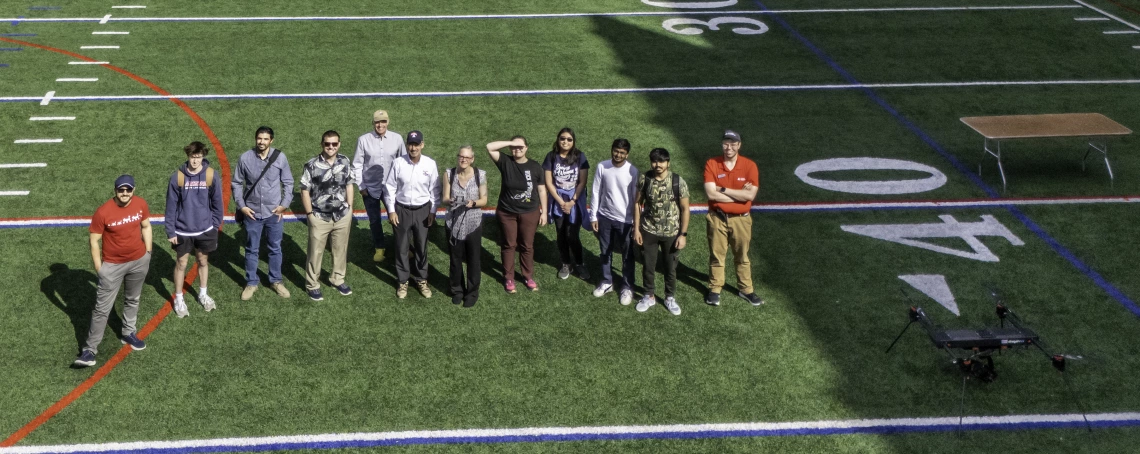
[634,148,689,315]
[486,136,547,293]
[385,130,440,299]
[165,141,223,317]
[301,130,355,301]
[442,145,488,307]
[543,128,590,281]
[353,110,406,264]
[703,130,762,307]
[589,138,638,305]
[233,126,294,301]
[75,175,152,367]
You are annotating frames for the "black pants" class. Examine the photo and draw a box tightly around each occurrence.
[642,231,679,298]
[449,226,482,305]
[553,214,583,266]
[394,203,431,284]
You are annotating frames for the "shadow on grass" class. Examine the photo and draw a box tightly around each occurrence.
[40,263,105,350]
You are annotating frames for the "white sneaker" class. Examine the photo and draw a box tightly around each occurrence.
[592,282,613,298]
[664,296,681,316]
[173,296,189,318]
[636,295,656,312]
[619,289,633,306]
[200,294,216,312]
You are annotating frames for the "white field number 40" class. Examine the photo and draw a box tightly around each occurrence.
[642,0,770,36]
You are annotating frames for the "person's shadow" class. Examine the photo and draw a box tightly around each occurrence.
[40,263,111,350]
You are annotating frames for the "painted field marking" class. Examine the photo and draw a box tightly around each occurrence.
[0,34,36,37]
[0,163,47,168]
[80,45,119,49]
[0,5,1085,23]
[55,78,98,82]
[99,15,111,25]
[68,61,109,65]
[3,78,1140,104]
[111,6,147,9]
[1103,30,1140,34]
[0,48,22,51]
[1074,16,1109,20]
[29,116,74,121]
[91,31,128,35]
[0,191,30,196]
[39,91,55,106]
[13,139,63,143]
[1072,0,1140,31]
[2,412,1139,454]
[27,6,61,11]
[0,64,7,68]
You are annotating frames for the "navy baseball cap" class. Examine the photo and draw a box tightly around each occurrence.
[723,130,742,142]
[407,130,423,145]
[114,174,136,189]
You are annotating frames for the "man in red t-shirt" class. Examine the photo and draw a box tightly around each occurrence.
[703,130,763,307]
[74,175,153,368]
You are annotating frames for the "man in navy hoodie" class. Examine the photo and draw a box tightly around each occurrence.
[165,141,224,318]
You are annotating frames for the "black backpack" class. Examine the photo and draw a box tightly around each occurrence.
[640,171,682,211]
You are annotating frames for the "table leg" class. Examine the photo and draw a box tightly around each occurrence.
[1084,140,1113,182]
[983,138,1007,191]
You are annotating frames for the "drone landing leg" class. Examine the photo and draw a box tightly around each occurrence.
[885,319,916,354]
[958,373,968,437]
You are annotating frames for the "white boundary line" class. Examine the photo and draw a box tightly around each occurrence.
[1,412,1137,454]
[1073,16,1109,20]
[1071,0,1140,31]
[0,191,30,196]
[0,163,47,168]
[54,78,98,82]
[13,139,63,144]
[29,116,75,121]
[0,78,1137,103]
[68,61,109,65]
[91,31,128,35]
[0,5,1085,23]
[79,45,119,49]
[1102,30,1140,34]
[111,5,147,9]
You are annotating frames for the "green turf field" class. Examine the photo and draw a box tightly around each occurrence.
[4,0,1140,453]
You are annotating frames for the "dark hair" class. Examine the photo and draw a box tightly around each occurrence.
[611,138,631,152]
[184,141,209,157]
[550,127,582,164]
[321,130,339,141]
[649,147,670,163]
[255,126,274,139]
[510,135,528,146]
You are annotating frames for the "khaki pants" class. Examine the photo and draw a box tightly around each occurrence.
[707,212,753,294]
[305,214,352,290]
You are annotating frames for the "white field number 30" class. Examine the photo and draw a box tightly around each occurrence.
[642,0,769,36]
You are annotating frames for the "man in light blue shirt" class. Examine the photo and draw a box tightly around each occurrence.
[232,126,294,301]
[352,110,407,263]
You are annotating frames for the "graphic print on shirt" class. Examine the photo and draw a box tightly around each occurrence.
[512,170,534,202]
[108,210,144,227]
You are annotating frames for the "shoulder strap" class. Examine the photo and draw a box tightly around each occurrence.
[244,149,281,201]
[177,171,185,188]
[448,167,456,187]
[671,172,680,202]
[206,167,215,188]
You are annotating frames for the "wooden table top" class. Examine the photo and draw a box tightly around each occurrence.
[960,113,1132,140]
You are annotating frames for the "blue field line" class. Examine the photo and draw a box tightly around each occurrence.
[0,47,22,51]
[0,33,36,36]
[28,6,61,11]
[3,415,1136,454]
[751,0,1140,317]
[11,16,25,26]
[0,63,8,67]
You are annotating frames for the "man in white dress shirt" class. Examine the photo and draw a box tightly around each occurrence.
[384,130,440,299]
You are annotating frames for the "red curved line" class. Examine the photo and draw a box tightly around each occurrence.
[0,36,232,210]
[1107,0,1140,17]
[0,37,225,447]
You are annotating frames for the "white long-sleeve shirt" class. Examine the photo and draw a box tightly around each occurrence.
[589,159,638,223]
[383,154,440,211]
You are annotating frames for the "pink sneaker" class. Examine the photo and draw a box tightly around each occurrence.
[524,278,538,291]
[504,279,517,293]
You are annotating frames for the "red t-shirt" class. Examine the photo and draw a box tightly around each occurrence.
[90,197,149,264]
[704,156,759,215]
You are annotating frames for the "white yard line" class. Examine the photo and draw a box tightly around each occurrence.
[111,5,147,9]
[29,116,75,121]
[1073,16,1109,20]
[0,163,47,168]
[68,61,109,64]
[1103,30,1140,34]
[1071,0,1140,31]
[0,412,1136,454]
[13,139,63,143]
[54,78,98,82]
[0,191,31,196]
[91,31,128,35]
[80,45,119,49]
[0,5,1084,23]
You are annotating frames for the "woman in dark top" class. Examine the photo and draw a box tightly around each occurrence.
[486,136,548,293]
[543,127,590,281]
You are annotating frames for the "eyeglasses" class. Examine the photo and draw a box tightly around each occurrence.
[322,142,340,147]
[116,187,134,193]
[558,137,574,142]
[457,155,474,161]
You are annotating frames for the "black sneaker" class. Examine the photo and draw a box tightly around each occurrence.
[120,333,146,351]
[307,289,324,301]
[705,291,721,306]
[73,350,96,367]
[739,291,765,306]
[335,283,352,296]
[452,294,463,305]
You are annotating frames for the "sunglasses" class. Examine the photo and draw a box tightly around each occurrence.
[558,137,574,142]
[323,142,340,147]
[116,187,134,193]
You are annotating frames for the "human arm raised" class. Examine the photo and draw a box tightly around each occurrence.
[485,138,524,163]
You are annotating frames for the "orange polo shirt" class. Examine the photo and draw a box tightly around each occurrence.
[704,156,759,215]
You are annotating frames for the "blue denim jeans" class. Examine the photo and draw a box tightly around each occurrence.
[362,192,387,249]
[597,216,634,291]
[243,215,284,286]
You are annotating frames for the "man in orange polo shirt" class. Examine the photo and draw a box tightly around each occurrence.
[703,130,763,307]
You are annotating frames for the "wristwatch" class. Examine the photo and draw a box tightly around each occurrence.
[681,232,688,237]
[717,187,726,193]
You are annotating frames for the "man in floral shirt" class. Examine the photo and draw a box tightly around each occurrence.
[301,130,355,301]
